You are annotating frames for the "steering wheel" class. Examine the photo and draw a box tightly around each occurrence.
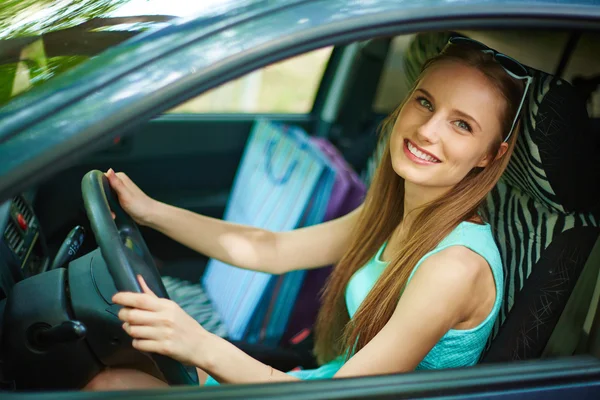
[81,170,196,386]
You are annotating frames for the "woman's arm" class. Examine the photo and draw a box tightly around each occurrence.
[148,201,362,275]
[193,334,300,384]
[112,246,494,385]
[188,247,493,383]
[333,246,495,377]
[106,169,362,275]
[113,276,298,384]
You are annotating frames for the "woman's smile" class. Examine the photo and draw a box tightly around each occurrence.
[403,139,442,165]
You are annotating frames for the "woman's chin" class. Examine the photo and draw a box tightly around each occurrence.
[392,157,423,179]
[391,159,438,186]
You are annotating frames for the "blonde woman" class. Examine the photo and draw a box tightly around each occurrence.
[86,37,529,389]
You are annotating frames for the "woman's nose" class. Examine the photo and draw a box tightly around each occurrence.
[416,114,442,143]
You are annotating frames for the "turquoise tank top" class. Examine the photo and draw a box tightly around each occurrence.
[205,221,503,384]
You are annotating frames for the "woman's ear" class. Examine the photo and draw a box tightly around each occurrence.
[494,142,509,160]
[476,142,509,168]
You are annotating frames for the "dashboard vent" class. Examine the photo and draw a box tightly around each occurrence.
[4,219,23,254]
[13,195,33,224]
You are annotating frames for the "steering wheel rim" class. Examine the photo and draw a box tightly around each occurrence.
[81,170,196,386]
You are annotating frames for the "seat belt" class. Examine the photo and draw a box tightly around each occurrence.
[542,233,600,357]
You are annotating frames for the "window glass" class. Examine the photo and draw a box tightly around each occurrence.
[168,47,333,114]
[372,35,414,115]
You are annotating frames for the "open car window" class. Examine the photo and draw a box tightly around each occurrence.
[167,47,333,114]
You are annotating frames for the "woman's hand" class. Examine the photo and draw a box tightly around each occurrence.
[112,275,209,366]
[105,169,158,226]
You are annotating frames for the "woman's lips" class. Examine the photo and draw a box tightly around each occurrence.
[403,139,441,165]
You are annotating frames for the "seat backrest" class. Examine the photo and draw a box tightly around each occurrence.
[483,68,600,361]
[365,32,600,361]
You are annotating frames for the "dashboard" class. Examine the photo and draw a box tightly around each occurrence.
[0,194,49,300]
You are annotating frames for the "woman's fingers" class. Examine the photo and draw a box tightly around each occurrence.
[131,339,179,358]
[106,169,128,195]
[137,275,158,298]
[104,169,153,226]
[117,307,158,325]
[115,171,135,186]
[113,292,162,311]
[122,322,165,340]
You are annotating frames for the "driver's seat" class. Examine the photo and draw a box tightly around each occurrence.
[482,66,600,361]
[382,32,600,361]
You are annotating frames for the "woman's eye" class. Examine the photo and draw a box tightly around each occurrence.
[454,120,472,132]
[417,97,433,111]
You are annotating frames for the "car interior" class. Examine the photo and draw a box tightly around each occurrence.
[0,24,600,392]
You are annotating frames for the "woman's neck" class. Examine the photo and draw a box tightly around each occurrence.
[402,181,482,227]
[385,181,455,253]
[402,180,450,224]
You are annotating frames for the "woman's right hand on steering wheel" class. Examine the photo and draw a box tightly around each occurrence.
[105,168,158,226]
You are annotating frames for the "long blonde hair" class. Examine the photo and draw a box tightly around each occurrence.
[314,42,526,364]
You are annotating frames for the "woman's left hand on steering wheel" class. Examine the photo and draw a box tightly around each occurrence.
[113,275,209,366]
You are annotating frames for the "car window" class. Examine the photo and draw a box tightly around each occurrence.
[562,32,600,117]
[167,47,333,114]
[372,35,414,115]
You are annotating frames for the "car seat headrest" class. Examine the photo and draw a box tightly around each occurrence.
[503,72,600,214]
[403,33,600,214]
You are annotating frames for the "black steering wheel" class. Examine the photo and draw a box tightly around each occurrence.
[81,170,196,386]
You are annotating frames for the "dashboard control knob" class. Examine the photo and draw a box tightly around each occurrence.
[16,214,27,231]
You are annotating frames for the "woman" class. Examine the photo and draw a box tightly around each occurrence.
[85,37,529,389]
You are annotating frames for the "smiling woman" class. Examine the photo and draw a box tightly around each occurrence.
[312,38,524,372]
[80,36,526,390]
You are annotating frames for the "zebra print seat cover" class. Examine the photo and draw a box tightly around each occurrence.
[368,32,600,361]
[483,71,600,361]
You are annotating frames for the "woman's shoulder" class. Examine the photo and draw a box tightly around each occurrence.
[441,221,499,258]
[431,221,504,287]
[416,220,503,283]
[420,245,492,285]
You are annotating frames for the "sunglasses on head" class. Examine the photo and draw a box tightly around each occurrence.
[447,36,532,142]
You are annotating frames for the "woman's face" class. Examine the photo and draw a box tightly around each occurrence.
[390,60,508,189]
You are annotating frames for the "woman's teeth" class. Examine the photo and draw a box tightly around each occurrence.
[407,141,440,163]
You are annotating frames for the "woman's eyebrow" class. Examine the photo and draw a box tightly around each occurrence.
[416,88,435,99]
[452,109,482,132]
[416,88,482,131]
